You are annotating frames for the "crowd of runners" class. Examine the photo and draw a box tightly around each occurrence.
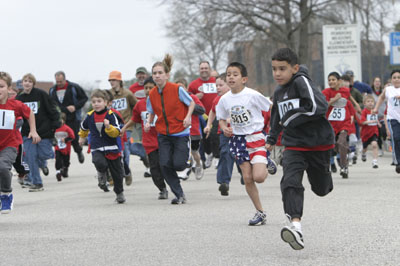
[1,47,399,251]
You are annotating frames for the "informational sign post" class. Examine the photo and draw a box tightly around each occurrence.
[390,32,400,65]
[323,24,362,88]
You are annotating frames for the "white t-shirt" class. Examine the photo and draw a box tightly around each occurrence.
[385,85,400,121]
[216,87,271,135]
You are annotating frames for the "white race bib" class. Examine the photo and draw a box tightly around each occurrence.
[112,98,127,111]
[24,101,38,114]
[367,114,378,126]
[392,97,400,107]
[141,111,157,127]
[0,109,16,130]
[56,90,65,103]
[328,107,346,121]
[230,105,251,127]
[201,83,217,94]
[278,99,300,119]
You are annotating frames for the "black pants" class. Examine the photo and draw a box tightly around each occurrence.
[13,144,28,175]
[281,149,333,219]
[92,151,124,194]
[157,135,190,198]
[202,119,220,158]
[55,150,70,170]
[148,150,167,191]
[66,119,83,154]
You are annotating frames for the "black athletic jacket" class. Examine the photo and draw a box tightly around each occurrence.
[267,66,334,148]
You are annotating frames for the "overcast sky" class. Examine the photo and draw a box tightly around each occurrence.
[1,0,169,88]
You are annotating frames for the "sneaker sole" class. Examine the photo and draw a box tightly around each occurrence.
[248,220,266,226]
[29,188,44,192]
[281,227,304,250]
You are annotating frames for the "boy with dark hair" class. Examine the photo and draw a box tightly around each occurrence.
[266,48,335,250]
[216,62,272,225]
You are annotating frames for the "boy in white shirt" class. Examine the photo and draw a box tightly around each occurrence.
[216,62,272,225]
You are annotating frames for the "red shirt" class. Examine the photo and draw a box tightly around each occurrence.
[55,124,75,155]
[360,108,379,142]
[132,98,158,154]
[262,110,271,133]
[0,99,31,150]
[190,94,204,136]
[322,87,351,101]
[128,82,146,100]
[189,77,217,114]
[326,100,355,135]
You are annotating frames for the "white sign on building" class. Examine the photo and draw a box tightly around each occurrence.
[390,32,400,65]
[323,24,362,88]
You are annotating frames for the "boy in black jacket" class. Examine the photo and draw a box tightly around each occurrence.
[266,48,334,250]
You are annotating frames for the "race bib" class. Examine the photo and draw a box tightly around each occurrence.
[24,101,38,114]
[0,109,16,130]
[278,99,300,118]
[393,97,400,107]
[112,98,127,111]
[328,107,346,121]
[141,111,157,127]
[56,90,65,103]
[201,83,217,94]
[230,105,251,127]
[367,114,378,126]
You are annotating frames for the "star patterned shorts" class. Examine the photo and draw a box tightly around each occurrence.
[229,132,268,165]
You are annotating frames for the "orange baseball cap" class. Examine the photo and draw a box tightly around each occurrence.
[108,71,122,81]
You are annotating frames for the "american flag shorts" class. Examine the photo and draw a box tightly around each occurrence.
[229,132,268,165]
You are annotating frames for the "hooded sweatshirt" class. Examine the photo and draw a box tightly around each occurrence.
[267,66,334,149]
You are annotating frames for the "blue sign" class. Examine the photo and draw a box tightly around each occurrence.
[390,32,400,65]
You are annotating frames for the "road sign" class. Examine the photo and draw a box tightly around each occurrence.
[323,24,362,88]
[390,32,400,65]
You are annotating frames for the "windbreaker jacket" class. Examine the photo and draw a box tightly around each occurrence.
[79,109,122,153]
[49,81,88,122]
[267,66,334,148]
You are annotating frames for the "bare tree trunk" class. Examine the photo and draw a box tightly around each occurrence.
[298,0,310,65]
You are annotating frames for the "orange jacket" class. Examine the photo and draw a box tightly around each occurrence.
[149,82,188,135]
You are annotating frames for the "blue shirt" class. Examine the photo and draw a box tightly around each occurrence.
[146,85,193,136]
[353,81,372,94]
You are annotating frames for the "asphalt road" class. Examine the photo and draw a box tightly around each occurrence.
[1,148,399,266]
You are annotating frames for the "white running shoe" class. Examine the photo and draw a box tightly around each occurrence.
[204,154,213,168]
[281,225,304,250]
[194,163,204,180]
[372,159,378,169]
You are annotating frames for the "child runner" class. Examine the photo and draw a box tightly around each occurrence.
[175,78,206,180]
[266,48,334,250]
[54,112,75,181]
[216,62,272,225]
[204,73,244,195]
[322,72,355,178]
[78,89,126,203]
[360,95,380,168]
[121,77,169,199]
[108,70,137,186]
[17,73,61,192]
[145,54,195,204]
[374,69,400,173]
[0,72,39,213]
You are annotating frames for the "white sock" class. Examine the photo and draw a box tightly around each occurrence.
[56,170,61,174]
[292,221,302,232]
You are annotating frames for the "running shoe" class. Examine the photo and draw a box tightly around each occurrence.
[98,183,110,192]
[204,154,213,168]
[144,168,152,178]
[195,164,204,180]
[61,167,69,178]
[396,165,400,174]
[41,166,49,176]
[17,174,25,185]
[158,188,168,200]
[116,192,126,204]
[125,172,132,186]
[281,225,304,250]
[340,167,348,179]
[171,195,186,204]
[29,184,44,192]
[267,158,277,175]
[361,153,367,162]
[372,160,378,169]
[56,172,62,182]
[218,183,229,196]
[248,211,266,226]
[0,193,13,214]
